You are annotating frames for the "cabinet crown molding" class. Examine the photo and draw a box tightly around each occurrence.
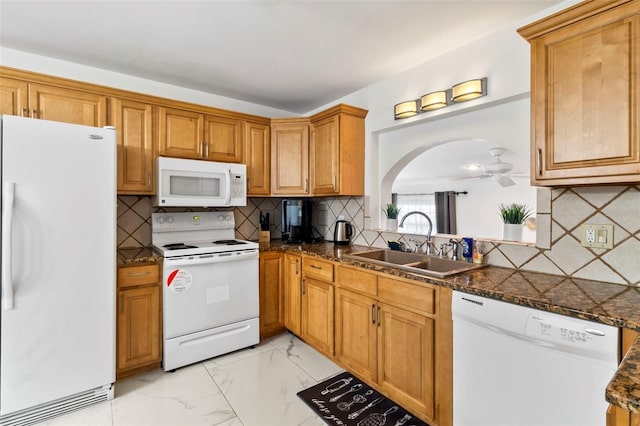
[310,103,369,122]
[517,0,637,40]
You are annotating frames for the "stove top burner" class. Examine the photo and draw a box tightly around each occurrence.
[213,239,247,246]
[164,243,199,250]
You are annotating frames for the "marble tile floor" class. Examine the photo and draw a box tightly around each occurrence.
[35,333,343,426]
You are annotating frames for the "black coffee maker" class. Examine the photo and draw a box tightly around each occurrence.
[281,199,313,243]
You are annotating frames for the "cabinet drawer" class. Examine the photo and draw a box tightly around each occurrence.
[303,257,334,282]
[118,264,160,288]
[378,276,435,314]
[336,265,377,297]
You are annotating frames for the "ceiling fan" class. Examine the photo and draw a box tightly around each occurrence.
[481,147,516,187]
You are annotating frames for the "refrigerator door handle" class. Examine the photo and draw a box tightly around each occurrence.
[2,181,15,309]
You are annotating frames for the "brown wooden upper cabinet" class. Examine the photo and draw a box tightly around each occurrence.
[245,121,271,196]
[518,0,640,186]
[271,118,311,195]
[158,106,243,163]
[0,77,28,116]
[0,77,107,127]
[111,98,156,194]
[270,104,368,197]
[310,104,368,196]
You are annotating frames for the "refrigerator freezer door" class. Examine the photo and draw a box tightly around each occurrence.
[0,116,116,416]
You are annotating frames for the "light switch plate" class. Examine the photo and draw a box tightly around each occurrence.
[580,224,614,249]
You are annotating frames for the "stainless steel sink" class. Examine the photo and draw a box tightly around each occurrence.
[343,249,487,278]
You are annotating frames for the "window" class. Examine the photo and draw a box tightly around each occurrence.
[395,193,437,235]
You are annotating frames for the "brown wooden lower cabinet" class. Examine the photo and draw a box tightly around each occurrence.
[259,251,285,338]
[117,263,162,379]
[607,329,640,426]
[283,253,302,335]
[301,276,334,357]
[334,265,452,426]
[377,301,436,420]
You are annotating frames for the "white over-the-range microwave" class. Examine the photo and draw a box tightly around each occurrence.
[154,156,247,207]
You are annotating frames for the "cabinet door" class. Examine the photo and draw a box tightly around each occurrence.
[29,83,107,126]
[112,98,155,194]
[334,288,378,383]
[245,121,271,196]
[301,276,334,357]
[117,285,161,373]
[529,3,640,185]
[377,301,435,421]
[283,253,302,335]
[204,115,243,163]
[259,252,285,338]
[311,114,339,195]
[0,77,28,116]
[271,122,310,195]
[158,107,204,159]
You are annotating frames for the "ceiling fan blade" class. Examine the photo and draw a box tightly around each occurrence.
[493,175,515,187]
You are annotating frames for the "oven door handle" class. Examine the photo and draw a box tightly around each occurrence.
[163,250,259,267]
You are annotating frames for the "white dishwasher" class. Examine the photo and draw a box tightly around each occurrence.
[452,291,618,426]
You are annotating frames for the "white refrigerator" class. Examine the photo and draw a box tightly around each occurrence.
[0,115,116,425]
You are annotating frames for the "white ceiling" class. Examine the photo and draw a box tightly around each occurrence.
[393,139,530,188]
[0,0,561,113]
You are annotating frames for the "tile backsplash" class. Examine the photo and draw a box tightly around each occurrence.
[118,184,639,286]
[117,195,365,247]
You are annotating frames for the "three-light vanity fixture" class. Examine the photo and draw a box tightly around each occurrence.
[394,77,487,119]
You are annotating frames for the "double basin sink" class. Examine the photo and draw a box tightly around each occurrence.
[343,248,487,278]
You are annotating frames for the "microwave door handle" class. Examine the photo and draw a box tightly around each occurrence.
[225,168,232,204]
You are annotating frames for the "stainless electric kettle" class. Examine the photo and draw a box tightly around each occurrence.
[333,220,353,245]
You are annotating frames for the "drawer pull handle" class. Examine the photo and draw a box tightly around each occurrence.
[310,265,322,270]
[128,271,151,277]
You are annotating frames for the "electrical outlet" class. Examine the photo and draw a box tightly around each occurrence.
[580,224,614,249]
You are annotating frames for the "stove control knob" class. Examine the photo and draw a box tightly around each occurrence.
[218,215,225,221]
[166,216,174,223]
[157,216,165,224]
[225,215,231,221]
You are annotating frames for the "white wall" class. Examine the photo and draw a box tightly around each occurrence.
[0,47,295,118]
[1,0,579,235]
[393,179,536,242]
[304,0,580,230]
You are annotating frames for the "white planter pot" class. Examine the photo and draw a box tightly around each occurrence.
[503,223,523,241]
[386,218,398,232]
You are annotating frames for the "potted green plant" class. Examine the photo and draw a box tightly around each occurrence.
[498,203,532,241]
[383,203,401,231]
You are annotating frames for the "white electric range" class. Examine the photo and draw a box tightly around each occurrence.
[152,211,259,371]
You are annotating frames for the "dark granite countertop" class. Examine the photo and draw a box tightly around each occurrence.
[117,247,163,266]
[260,241,640,413]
